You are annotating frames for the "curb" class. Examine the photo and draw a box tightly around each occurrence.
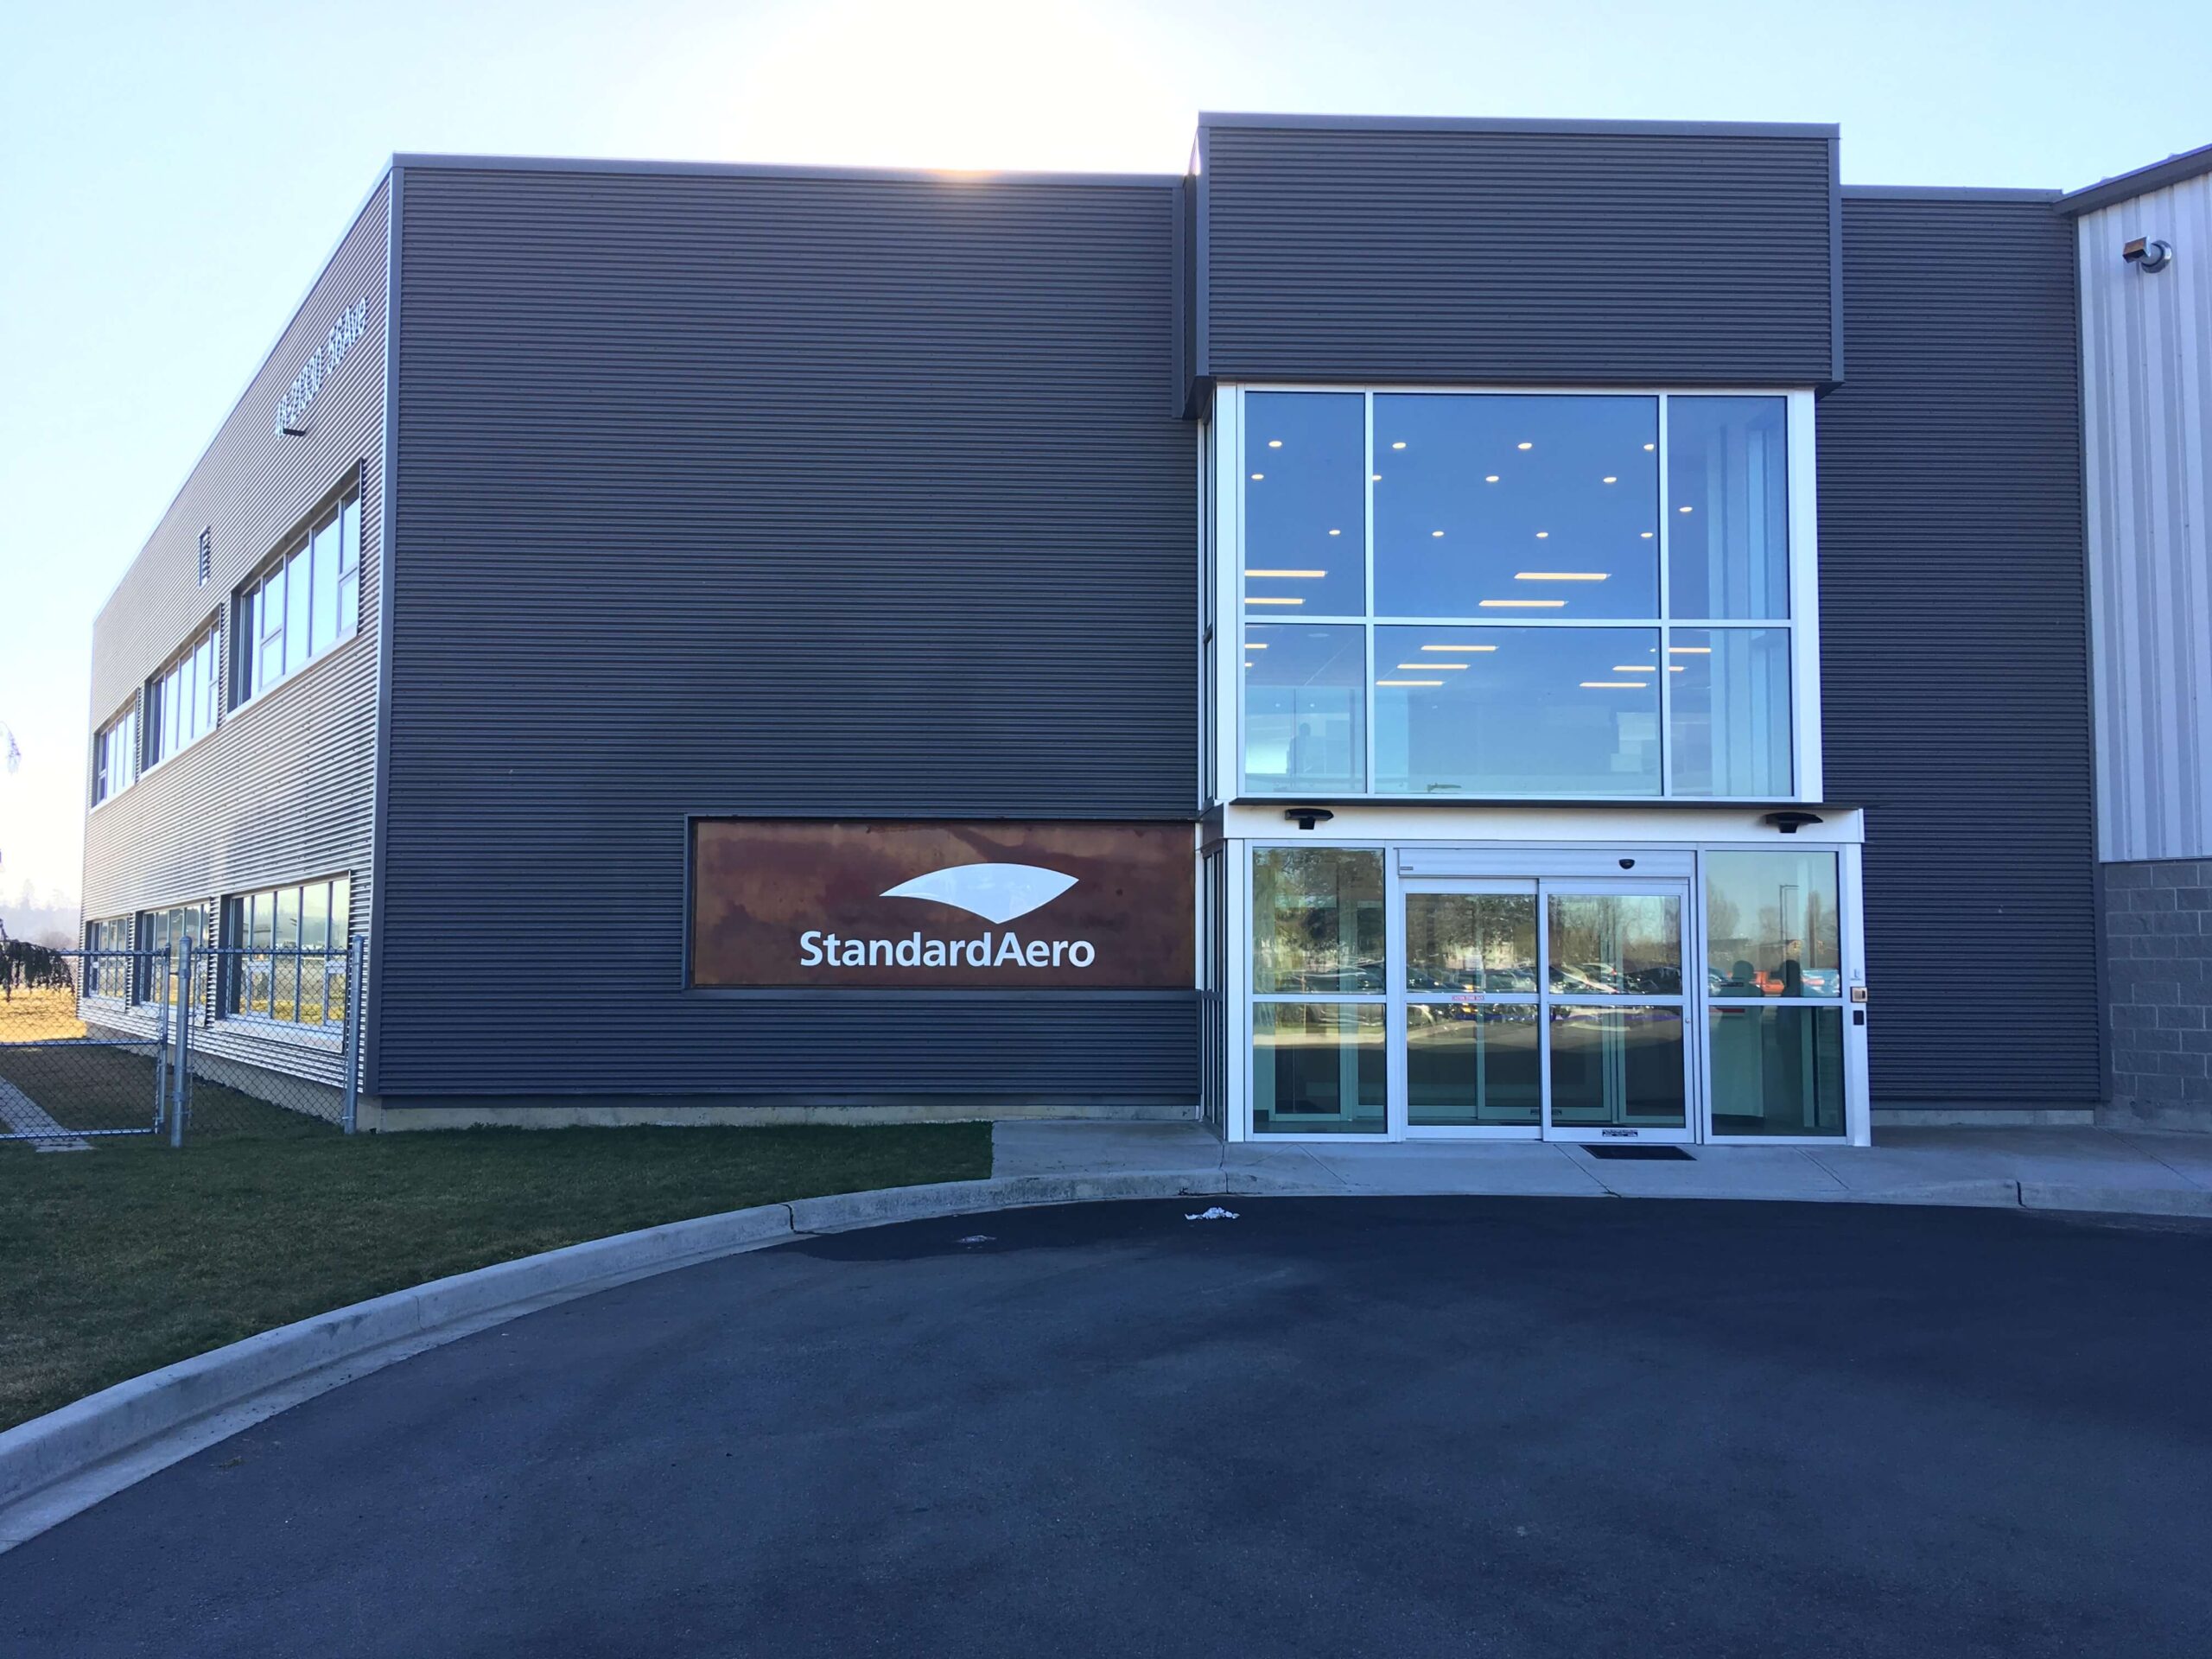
[0,1168,1234,1550]
[4,1162,2206,1553]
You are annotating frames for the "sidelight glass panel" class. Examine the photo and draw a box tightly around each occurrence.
[1667,397,1789,620]
[1548,1006,1687,1128]
[1548,893,1682,995]
[1243,624,1364,794]
[1375,626,1660,796]
[1705,850,1842,998]
[1405,893,1537,992]
[1373,394,1658,619]
[1408,1004,1541,1126]
[338,499,361,640]
[1243,392,1366,617]
[1253,848,1384,993]
[1709,1005,1846,1135]
[1669,627,1790,797]
[1253,1002,1386,1135]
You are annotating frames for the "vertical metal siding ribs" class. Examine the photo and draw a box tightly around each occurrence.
[383,167,1198,1103]
[1201,126,1837,385]
[1819,196,2099,1103]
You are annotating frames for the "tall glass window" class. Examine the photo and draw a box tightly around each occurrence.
[143,624,220,769]
[234,491,360,707]
[1252,848,1387,1134]
[223,874,352,1027]
[92,703,138,804]
[1236,391,1800,799]
[1706,849,1846,1137]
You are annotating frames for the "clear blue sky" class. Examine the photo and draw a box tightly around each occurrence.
[3,0,2207,910]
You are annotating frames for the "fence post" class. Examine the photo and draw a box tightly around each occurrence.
[170,938,192,1148]
[340,935,365,1135]
[152,949,172,1139]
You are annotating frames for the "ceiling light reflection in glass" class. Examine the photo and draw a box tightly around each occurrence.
[1243,392,1365,616]
[1373,394,1658,618]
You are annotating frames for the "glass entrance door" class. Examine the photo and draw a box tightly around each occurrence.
[1541,883,1691,1141]
[1398,877,1694,1141]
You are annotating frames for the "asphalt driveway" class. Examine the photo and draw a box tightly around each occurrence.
[5,1197,2209,1657]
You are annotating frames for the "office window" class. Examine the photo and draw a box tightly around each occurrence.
[133,905,207,1006]
[92,703,139,804]
[1234,391,1800,799]
[83,917,132,999]
[143,624,219,769]
[223,874,351,1026]
[234,491,359,707]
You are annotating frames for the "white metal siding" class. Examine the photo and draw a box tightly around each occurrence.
[2079,173,2212,862]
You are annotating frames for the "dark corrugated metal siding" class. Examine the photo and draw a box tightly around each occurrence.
[1200,122,1838,388]
[1819,194,2099,1103]
[382,164,1197,1103]
[82,179,386,976]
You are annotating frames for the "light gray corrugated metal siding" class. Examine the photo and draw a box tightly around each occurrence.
[2077,173,2212,862]
[1200,124,1838,386]
[81,177,387,1031]
[1819,195,2100,1103]
[381,165,1197,1103]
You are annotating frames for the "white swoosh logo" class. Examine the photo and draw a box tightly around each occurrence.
[880,862,1078,924]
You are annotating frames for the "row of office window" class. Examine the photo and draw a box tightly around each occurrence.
[81,874,353,1028]
[1233,391,1802,800]
[89,486,360,807]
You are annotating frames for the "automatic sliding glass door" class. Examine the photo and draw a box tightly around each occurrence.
[1397,876,1694,1141]
[1541,883,1691,1141]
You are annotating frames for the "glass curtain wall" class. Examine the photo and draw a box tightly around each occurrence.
[1238,391,1795,799]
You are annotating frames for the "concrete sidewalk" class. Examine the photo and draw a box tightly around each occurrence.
[991,1121,2212,1216]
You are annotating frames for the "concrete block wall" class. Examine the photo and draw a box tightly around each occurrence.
[2103,858,2212,1130]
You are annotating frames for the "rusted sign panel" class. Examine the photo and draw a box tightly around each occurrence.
[690,820,1195,989]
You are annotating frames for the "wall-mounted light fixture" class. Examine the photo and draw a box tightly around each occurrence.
[1762,810,1825,835]
[2124,236,2175,273]
[1284,806,1335,830]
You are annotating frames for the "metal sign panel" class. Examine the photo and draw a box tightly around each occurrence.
[690,820,1194,989]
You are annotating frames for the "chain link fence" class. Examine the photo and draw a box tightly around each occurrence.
[0,947,173,1147]
[0,938,363,1149]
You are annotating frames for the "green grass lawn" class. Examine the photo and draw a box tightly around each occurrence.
[0,1120,992,1432]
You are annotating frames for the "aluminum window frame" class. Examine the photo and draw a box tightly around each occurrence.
[89,698,140,807]
[218,872,354,1030]
[140,617,223,775]
[230,483,363,713]
[1219,384,1821,805]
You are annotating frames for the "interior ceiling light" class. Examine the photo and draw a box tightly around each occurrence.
[1251,473,1265,480]
[1641,531,1654,538]
[1517,442,1534,450]
[1580,681,1648,689]
[1398,662,1468,670]
[1515,571,1606,581]
[1431,530,1445,537]
[1247,596,1304,605]
[1245,641,1268,648]
[1603,475,1618,484]
[1669,645,1711,654]
[1669,664,1685,671]
[1643,442,1656,451]
[1244,569,1325,578]
[1376,678,1443,687]
[1267,439,1282,448]
[1535,531,1550,538]
[1678,505,1693,513]
[1484,474,1500,483]
[1421,644,1498,652]
[1327,528,1342,536]
[1482,598,1567,608]
[1391,441,1407,449]
[1371,473,1382,481]
[1612,665,1658,673]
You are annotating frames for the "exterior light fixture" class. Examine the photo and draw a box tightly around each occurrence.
[2123,237,2175,272]
[1762,810,1825,835]
[1284,805,1335,830]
